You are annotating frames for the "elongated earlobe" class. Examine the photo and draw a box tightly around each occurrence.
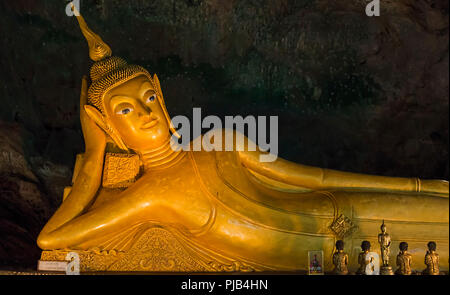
[84,105,129,151]
[84,105,107,130]
[153,74,181,139]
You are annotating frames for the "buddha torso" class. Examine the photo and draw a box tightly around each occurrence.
[332,251,349,274]
[424,252,440,275]
[80,145,337,270]
[357,252,370,274]
[396,252,412,275]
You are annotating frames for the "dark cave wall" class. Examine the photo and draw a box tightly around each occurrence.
[0,0,448,268]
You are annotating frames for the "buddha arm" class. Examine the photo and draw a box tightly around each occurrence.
[238,150,449,197]
[332,254,338,267]
[37,146,105,247]
[358,254,364,266]
[37,77,107,249]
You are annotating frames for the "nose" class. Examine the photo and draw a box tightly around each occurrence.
[136,101,152,119]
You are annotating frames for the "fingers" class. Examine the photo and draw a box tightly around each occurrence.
[80,75,88,109]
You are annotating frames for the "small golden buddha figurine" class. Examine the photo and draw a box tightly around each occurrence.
[395,242,412,275]
[36,6,449,273]
[378,220,394,275]
[332,240,348,275]
[357,241,373,275]
[423,242,440,275]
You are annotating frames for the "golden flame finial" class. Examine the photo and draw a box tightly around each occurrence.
[71,3,112,61]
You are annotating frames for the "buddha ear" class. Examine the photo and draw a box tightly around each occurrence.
[153,74,162,94]
[153,74,181,139]
[84,105,129,151]
[84,105,107,130]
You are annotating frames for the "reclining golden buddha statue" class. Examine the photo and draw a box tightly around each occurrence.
[37,10,449,273]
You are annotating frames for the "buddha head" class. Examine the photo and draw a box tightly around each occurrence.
[335,240,344,251]
[399,242,408,253]
[361,240,371,252]
[73,9,179,153]
[427,241,436,252]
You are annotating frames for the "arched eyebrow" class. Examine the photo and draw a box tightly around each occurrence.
[108,81,156,111]
[109,96,135,111]
[139,82,154,98]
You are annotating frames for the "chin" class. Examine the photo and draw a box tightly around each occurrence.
[123,124,170,151]
[142,131,170,147]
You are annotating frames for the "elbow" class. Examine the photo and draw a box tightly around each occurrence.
[37,231,61,250]
[37,232,52,250]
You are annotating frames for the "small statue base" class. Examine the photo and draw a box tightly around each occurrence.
[380,266,394,275]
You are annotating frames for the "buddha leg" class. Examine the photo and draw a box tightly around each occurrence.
[239,149,449,197]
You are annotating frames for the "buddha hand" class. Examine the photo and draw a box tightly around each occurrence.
[79,76,106,153]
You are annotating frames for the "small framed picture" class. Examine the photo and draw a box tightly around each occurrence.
[308,250,324,275]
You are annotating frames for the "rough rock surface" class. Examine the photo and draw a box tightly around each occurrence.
[0,0,448,269]
[0,123,57,268]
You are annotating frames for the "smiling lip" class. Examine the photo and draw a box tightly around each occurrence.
[140,119,158,130]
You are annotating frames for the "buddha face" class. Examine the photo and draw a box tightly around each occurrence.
[103,74,170,151]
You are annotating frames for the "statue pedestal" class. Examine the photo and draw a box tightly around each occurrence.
[380,265,394,275]
[39,224,262,272]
